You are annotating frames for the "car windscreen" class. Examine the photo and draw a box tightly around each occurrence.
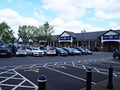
[0,44,8,48]
[17,47,25,50]
[32,48,39,50]
[72,48,78,51]
[57,48,65,52]
[67,48,72,51]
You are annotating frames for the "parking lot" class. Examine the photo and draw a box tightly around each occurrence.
[0,52,120,90]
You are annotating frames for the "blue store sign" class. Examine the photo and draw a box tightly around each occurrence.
[59,36,71,40]
[103,35,119,40]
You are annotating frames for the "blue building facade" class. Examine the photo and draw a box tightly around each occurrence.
[51,29,120,52]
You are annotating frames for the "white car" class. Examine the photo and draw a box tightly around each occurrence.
[26,48,33,56]
[16,47,27,56]
[30,47,44,56]
[44,47,56,56]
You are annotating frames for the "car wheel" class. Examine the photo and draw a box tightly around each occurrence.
[44,53,47,56]
[58,53,60,56]
[8,54,12,58]
[32,53,34,56]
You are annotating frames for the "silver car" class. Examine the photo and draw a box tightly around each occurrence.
[44,47,56,56]
[16,47,27,56]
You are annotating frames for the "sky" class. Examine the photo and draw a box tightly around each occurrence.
[0,0,120,37]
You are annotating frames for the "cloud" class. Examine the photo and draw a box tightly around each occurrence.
[108,21,120,30]
[91,0,120,21]
[25,2,33,6]
[42,0,120,21]
[33,8,48,24]
[0,8,39,37]
[51,17,104,35]
[42,0,86,20]
[6,0,12,2]
[109,22,117,27]
[1,0,120,38]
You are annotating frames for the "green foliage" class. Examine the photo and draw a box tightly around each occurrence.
[0,22,15,43]
[41,21,54,41]
[18,21,54,44]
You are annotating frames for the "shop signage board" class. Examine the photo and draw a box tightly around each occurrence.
[103,35,119,40]
[59,36,72,40]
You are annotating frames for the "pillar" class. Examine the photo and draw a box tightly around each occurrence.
[119,42,120,50]
[88,40,90,49]
[70,42,73,47]
[58,41,60,47]
[77,41,79,47]
[101,42,104,52]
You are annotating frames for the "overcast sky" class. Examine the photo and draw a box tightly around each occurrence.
[0,0,120,37]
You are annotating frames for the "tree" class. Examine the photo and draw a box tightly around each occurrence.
[41,21,54,41]
[18,25,39,44]
[0,22,15,43]
[17,22,54,46]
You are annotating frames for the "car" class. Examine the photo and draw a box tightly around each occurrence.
[0,43,12,58]
[75,47,88,55]
[16,46,27,56]
[82,47,93,55]
[62,47,75,55]
[30,47,44,56]
[55,47,68,56]
[25,48,33,56]
[113,49,120,59]
[71,48,82,55]
[44,47,56,56]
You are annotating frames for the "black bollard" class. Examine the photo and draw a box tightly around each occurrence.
[38,75,47,90]
[107,65,113,89]
[86,69,92,90]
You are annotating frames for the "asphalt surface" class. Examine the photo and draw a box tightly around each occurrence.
[0,52,120,90]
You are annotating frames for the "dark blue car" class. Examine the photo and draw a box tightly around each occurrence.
[113,49,120,59]
[55,47,68,56]
[0,43,12,58]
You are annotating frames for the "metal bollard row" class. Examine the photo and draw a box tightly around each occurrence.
[85,65,113,90]
[37,65,114,90]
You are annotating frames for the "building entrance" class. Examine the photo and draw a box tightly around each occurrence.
[103,41,119,52]
[60,42,71,47]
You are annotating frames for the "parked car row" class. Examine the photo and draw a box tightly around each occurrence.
[0,43,93,58]
[16,46,92,57]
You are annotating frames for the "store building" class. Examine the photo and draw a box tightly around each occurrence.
[50,29,120,52]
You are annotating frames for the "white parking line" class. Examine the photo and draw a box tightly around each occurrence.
[72,61,75,67]
[45,66,96,85]
[0,83,36,88]
[12,80,26,90]
[29,64,36,68]
[93,67,100,72]
[12,69,38,89]
[0,74,17,84]
[82,65,86,70]
[0,58,119,90]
